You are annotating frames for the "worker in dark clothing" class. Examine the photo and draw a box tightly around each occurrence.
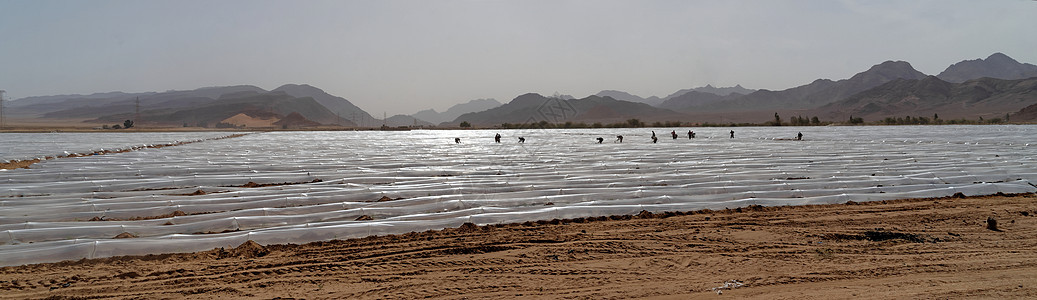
[596,137,604,144]
[730,130,735,138]
[494,133,501,143]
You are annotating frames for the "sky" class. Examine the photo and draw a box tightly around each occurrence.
[1,0,1035,116]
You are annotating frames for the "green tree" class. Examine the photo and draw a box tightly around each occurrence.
[123,120,134,129]
[459,121,471,128]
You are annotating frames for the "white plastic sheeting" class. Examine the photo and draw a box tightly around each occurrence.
[0,132,240,162]
[1,125,1036,266]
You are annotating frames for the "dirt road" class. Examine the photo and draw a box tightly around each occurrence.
[2,194,1035,299]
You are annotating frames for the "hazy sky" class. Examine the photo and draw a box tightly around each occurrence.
[1,0,1035,115]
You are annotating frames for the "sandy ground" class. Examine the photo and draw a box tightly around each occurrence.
[2,194,1035,299]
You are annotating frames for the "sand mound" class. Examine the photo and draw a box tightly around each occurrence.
[221,113,279,128]
[113,232,139,239]
[217,240,269,259]
[457,222,480,233]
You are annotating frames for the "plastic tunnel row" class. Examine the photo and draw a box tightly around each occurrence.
[2,126,1036,266]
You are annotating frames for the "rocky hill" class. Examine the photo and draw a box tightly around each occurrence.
[594,90,663,106]
[91,91,349,128]
[813,76,1037,120]
[448,93,686,127]
[662,84,756,99]
[384,114,434,127]
[689,61,927,114]
[937,53,1037,83]
[1011,102,1037,122]
[411,98,501,124]
[272,84,375,126]
[11,85,265,118]
[594,85,755,108]
[657,91,739,112]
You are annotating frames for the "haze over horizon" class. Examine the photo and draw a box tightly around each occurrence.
[1,0,1035,115]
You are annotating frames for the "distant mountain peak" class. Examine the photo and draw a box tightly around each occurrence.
[987,52,1014,62]
[867,60,917,73]
[594,90,647,103]
[273,83,325,94]
[849,61,926,85]
[937,53,1037,83]
[411,98,502,124]
[662,84,756,100]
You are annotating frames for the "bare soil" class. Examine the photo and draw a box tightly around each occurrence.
[1,194,1035,299]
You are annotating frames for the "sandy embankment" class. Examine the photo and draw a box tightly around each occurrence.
[1,194,1035,299]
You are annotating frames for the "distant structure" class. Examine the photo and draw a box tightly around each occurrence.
[135,96,141,129]
[0,90,6,131]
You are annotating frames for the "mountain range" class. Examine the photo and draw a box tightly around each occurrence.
[593,85,755,107]
[814,76,1037,120]
[6,84,375,128]
[6,52,1037,127]
[449,93,685,126]
[411,98,502,124]
[449,53,1037,125]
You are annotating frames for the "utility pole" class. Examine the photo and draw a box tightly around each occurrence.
[135,96,141,129]
[0,90,6,131]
